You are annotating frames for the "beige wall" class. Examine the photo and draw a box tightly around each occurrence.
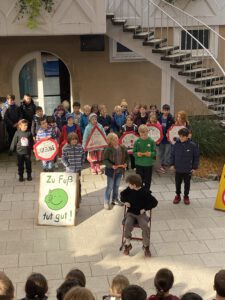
[0,35,210,116]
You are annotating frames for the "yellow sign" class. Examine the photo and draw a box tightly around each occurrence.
[214,165,225,211]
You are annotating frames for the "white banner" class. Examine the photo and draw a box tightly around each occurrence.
[38,172,77,226]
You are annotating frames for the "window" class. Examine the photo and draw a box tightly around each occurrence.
[181,29,209,50]
[109,39,145,62]
[80,35,105,51]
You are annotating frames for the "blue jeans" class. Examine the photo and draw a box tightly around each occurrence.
[159,143,172,166]
[104,173,123,204]
[42,160,54,170]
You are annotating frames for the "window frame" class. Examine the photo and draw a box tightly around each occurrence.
[109,39,145,62]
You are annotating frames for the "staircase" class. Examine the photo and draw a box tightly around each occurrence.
[106,0,225,123]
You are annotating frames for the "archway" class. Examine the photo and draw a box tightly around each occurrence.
[12,51,72,115]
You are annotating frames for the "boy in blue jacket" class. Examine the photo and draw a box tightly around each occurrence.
[171,128,199,205]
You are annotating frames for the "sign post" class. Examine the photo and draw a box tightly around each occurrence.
[214,165,225,211]
[38,172,77,226]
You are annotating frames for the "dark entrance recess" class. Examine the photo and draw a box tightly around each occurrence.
[59,60,71,102]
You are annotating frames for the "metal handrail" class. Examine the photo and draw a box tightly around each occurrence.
[148,0,225,76]
[159,0,225,43]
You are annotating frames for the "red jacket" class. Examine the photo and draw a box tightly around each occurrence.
[59,124,82,157]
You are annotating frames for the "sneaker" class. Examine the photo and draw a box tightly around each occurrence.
[183,196,190,205]
[123,244,132,255]
[111,199,124,206]
[96,167,102,175]
[27,175,32,181]
[173,195,181,204]
[143,245,151,257]
[104,203,110,210]
[157,166,166,173]
[19,176,24,182]
[54,163,59,169]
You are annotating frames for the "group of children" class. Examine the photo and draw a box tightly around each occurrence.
[4,94,199,208]
[1,267,225,300]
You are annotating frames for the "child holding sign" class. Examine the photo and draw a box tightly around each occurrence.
[82,113,106,175]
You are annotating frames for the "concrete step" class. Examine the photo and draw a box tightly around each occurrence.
[112,18,127,25]
[208,104,225,111]
[202,94,225,102]
[179,67,214,76]
[161,52,191,62]
[133,31,154,40]
[170,59,202,68]
[143,38,167,46]
[123,25,141,32]
[195,84,225,93]
[107,13,114,19]
[187,75,225,84]
[152,45,179,54]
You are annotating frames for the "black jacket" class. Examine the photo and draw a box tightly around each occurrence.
[120,187,158,215]
[171,139,199,173]
[10,130,33,155]
[4,105,22,127]
[20,100,36,125]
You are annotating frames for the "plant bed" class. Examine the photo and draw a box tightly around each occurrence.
[194,155,225,180]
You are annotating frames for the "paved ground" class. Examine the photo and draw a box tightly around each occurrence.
[0,153,224,300]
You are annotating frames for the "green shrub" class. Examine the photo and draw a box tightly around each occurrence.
[189,116,225,157]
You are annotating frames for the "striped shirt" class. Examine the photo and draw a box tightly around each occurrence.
[36,126,56,141]
[62,143,85,173]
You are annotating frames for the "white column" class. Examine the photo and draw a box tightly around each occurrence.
[36,52,45,111]
[161,69,175,114]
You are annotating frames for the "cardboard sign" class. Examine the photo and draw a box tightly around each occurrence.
[147,124,163,144]
[84,125,107,151]
[38,172,77,226]
[34,138,58,161]
[120,131,139,154]
[167,125,185,144]
[214,165,225,211]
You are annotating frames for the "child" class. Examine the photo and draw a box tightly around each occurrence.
[57,280,81,300]
[130,104,140,121]
[214,270,225,300]
[20,93,36,130]
[62,132,85,207]
[4,94,22,146]
[120,174,158,257]
[54,105,67,131]
[134,105,148,127]
[158,104,174,173]
[149,105,160,119]
[171,128,199,205]
[120,99,129,118]
[122,115,138,170]
[60,114,82,156]
[0,271,14,300]
[10,119,33,182]
[65,269,86,287]
[80,105,91,135]
[103,133,128,209]
[36,117,57,171]
[31,106,45,141]
[175,111,192,138]
[133,125,156,191]
[98,104,112,135]
[72,102,83,126]
[64,287,95,300]
[103,275,130,300]
[91,104,100,115]
[82,113,106,175]
[181,294,202,300]
[147,268,179,300]
[122,285,147,300]
[21,273,48,300]
[47,116,61,168]
[112,105,126,136]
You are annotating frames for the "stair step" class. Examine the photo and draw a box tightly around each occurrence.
[170,59,202,68]
[106,13,114,19]
[133,31,154,40]
[143,38,167,46]
[187,75,225,84]
[202,94,225,102]
[152,45,179,54]
[179,68,214,76]
[161,52,191,62]
[195,84,225,93]
[123,25,141,32]
[208,104,225,111]
[112,18,127,25]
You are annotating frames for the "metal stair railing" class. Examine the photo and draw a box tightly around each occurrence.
[106,0,225,119]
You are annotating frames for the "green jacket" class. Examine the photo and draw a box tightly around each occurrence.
[103,145,128,176]
[133,137,156,167]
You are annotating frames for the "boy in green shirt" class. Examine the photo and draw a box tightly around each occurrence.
[133,125,156,191]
